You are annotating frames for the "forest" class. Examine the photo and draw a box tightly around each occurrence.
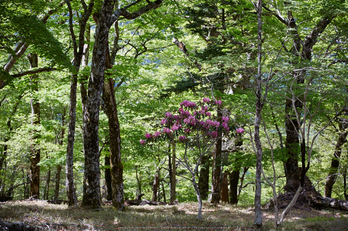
[1,0,348,230]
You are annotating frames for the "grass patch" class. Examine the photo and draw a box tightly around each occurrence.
[0,200,348,230]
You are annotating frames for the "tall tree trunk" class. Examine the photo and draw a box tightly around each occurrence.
[28,53,40,199]
[55,107,65,200]
[102,78,124,210]
[105,155,112,201]
[282,4,336,195]
[65,70,78,206]
[254,0,263,226]
[65,0,94,207]
[81,2,115,209]
[198,155,210,200]
[211,109,222,204]
[325,119,348,197]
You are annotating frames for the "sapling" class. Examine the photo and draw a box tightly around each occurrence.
[141,98,243,219]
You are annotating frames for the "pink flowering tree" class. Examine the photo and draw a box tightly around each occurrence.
[141,98,243,219]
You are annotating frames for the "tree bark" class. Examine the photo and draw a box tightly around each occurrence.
[229,164,240,204]
[325,119,348,197]
[135,165,142,195]
[54,165,61,200]
[44,168,51,200]
[198,154,210,200]
[211,109,222,204]
[65,71,78,206]
[55,107,65,200]
[254,0,263,226]
[220,171,229,203]
[102,78,125,210]
[28,53,40,200]
[65,0,94,207]
[170,140,176,202]
[105,155,112,201]
[281,4,336,194]
[152,173,159,201]
[79,0,115,209]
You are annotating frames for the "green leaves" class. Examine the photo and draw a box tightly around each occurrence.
[0,0,71,70]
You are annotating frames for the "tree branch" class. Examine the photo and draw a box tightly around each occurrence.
[11,67,57,78]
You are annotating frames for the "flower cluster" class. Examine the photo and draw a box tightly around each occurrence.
[180,100,197,108]
[236,127,245,134]
[140,98,244,145]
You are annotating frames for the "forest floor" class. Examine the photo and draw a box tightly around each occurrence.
[0,200,348,230]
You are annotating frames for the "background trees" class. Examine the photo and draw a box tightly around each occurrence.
[1,0,348,227]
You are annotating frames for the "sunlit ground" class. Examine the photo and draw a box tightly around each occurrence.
[1,200,348,230]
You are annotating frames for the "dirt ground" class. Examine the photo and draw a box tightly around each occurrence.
[0,200,348,230]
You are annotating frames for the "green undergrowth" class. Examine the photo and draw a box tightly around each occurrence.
[0,200,347,230]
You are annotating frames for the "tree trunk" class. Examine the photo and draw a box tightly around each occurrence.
[102,78,125,210]
[229,166,240,204]
[198,154,210,200]
[325,119,348,198]
[343,167,348,201]
[282,3,336,195]
[211,109,222,204]
[152,173,159,201]
[81,0,115,209]
[54,165,61,200]
[254,0,263,226]
[105,155,112,201]
[28,53,40,200]
[55,108,65,201]
[284,97,301,192]
[135,165,142,196]
[44,168,51,200]
[220,171,229,203]
[170,140,176,202]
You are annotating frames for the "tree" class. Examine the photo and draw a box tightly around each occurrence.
[80,0,163,209]
[65,0,94,207]
[142,98,237,219]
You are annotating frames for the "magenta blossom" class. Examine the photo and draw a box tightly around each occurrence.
[140,140,145,145]
[171,124,179,131]
[154,131,161,137]
[161,119,167,125]
[165,112,173,118]
[236,128,245,134]
[203,97,210,102]
[163,127,172,134]
[222,122,228,130]
[179,136,186,142]
[185,128,191,134]
[215,100,222,105]
[180,100,197,108]
[210,131,218,138]
[222,116,229,122]
[145,133,152,139]
[205,112,211,116]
